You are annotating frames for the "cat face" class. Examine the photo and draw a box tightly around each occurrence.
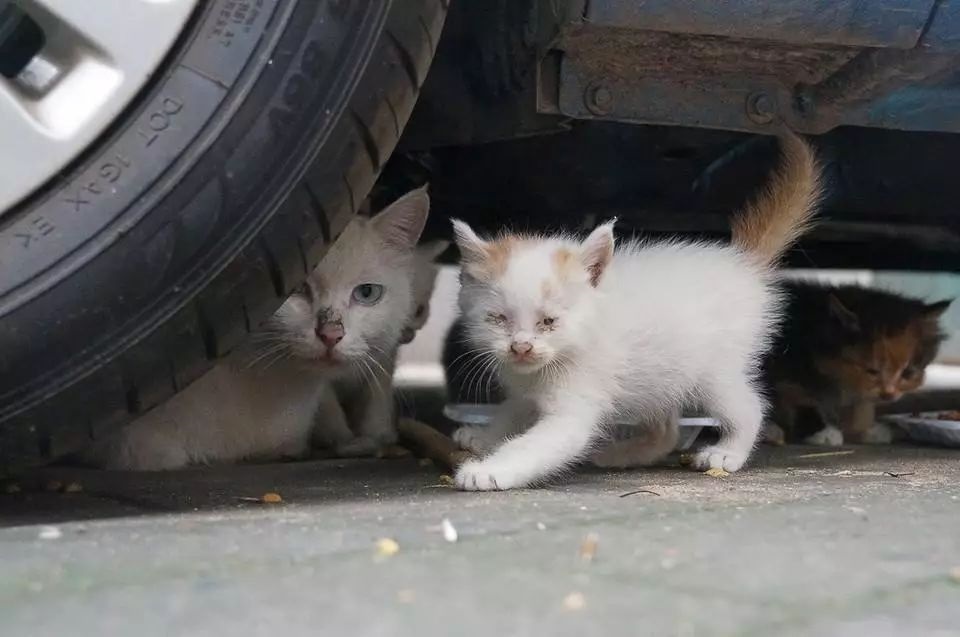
[817,296,950,401]
[270,187,429,373]
[452,220,614,374]
[400,240,449,345]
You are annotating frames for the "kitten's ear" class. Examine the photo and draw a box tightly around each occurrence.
[371,185,430,250]
[580,219,616,287]
[828,294,860,332]
[451,219,490,264]
[923,299,952,319]
[419,239,450,262]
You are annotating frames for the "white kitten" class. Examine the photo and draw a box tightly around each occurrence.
[84,188,430,470]
[400,239,449,344]
[450,134,821,490]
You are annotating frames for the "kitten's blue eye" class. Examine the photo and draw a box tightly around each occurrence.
[352,283,383,305]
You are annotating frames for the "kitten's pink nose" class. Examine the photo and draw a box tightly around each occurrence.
[510,341,533,357]
[880,388,900,401]
[316,323,344,349]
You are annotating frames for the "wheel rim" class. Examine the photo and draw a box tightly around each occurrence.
[0,0,199,214]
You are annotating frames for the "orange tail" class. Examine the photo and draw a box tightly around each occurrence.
[731,132,822,268]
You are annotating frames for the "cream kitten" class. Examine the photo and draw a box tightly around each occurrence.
[84,188,430,470]
[400,239,449,344]
[450,134,821,490]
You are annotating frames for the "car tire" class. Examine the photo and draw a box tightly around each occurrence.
[0,0,448,468]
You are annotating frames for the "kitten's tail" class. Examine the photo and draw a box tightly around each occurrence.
[730,132,822,268]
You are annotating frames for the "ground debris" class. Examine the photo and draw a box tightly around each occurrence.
[375,537,400,559]
[883,471,915,478]
[579,532,599,562]
[619,488,661,498]
[236,492,283,504]
[704,467,730,478]
[63,482,83,494]
[562,592,586,611]
[37,526,62,540]
[441,518,458,543]
[795,450,855,459]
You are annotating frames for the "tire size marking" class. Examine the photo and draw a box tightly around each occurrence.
[137,97,185,147]
[212,1,266,48]
[63,154,133,213]
[14,217,55,249]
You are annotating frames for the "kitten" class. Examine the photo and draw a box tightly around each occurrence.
[448,133,821,490]
[84,188,430,470]
[400,240,449,344]
[763,282,950,446]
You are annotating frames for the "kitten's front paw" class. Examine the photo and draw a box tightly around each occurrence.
[452,425,496,454]
[691,445,749,472]
[804,425,844,447]
[454,460,522,491]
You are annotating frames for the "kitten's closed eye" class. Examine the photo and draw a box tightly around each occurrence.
[902,366,918,380]
[352,283,384,305]
[487,312,507,325]
[539,316,557,331]
[865,367,880,377]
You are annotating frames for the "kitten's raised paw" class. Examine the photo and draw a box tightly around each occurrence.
[691,446,749,472]
[452,426,496,454]
[454,460,521,491]
[335,437,381,458]
[804,425,844,447]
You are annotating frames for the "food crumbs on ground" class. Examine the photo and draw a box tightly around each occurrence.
[795,450,855,459]
[562,592,586,611]
[38,526,62,540]
[579,532,599,562]
[678,453,693,467]
[418,458,434,467]
[438,474,455,486]
[44,480,63,492]
[261,492,283,504]
[441,518,458,543]
[375,538,400,558]
[3,482,21,494]
[536,522,547,531]
[63,482,83,494]
[704,467,730,478]
[397,589,417,604]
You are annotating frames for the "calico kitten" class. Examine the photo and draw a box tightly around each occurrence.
[400,240,449,344]
[84,188,430,470]
[448,133,822,490]
[763,282,950,446]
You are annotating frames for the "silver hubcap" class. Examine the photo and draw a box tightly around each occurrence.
[0,0,199,212]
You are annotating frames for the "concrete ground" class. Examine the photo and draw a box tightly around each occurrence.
[2,443,959,636]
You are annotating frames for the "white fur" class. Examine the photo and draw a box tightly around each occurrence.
[804,425,844,447]
[452,231,780,490]
[85,188,429,470]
